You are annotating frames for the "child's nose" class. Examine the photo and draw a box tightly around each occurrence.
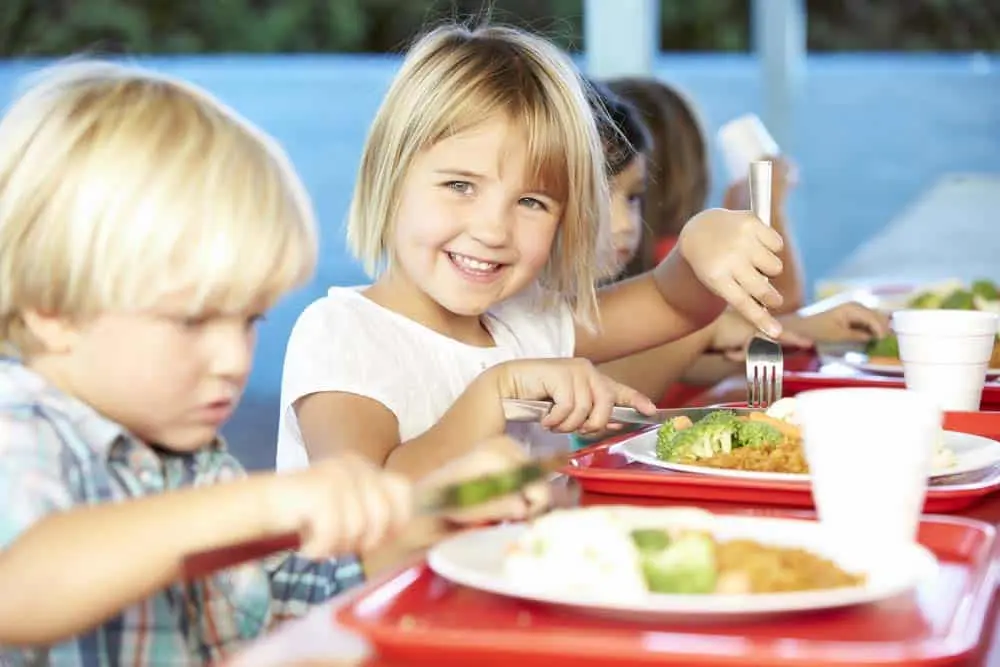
[467,207,511,247]
[209,330,253,381]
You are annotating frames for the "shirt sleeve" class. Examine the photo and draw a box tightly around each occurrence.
[279,295,409,424]
[265,552,366,623]
[280,294,412,446]
[0,408,78,549]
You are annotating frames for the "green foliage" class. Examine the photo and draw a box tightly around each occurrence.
[0,0,995,57]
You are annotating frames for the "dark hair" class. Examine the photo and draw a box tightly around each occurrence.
[585,78,652,177]
[606,77,709,241]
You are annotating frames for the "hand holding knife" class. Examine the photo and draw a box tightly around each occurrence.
[181,452,570,579]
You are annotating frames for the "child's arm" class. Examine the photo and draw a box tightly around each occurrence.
[597,321,718,400]
[577,208,785,364]
[0,424,410,645]
[295,359,654,480]
[295,365,507,481]
[0,469,281,644]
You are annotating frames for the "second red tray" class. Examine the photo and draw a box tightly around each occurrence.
[337,513,999,667]
[564,411,1000,513]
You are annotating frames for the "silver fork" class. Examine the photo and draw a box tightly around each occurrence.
[745,160,784,408]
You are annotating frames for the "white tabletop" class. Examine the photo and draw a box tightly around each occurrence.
[823,173,1000,289]
[229,592,371,666]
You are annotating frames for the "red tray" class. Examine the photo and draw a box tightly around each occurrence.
[783,370,1000,411]
[564,412,1000,513]
[337,514,999,667]
[767,350,1000,411]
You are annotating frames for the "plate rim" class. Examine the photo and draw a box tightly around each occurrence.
[820,347,1000,379]
[426,515,939,617]
[617,427,1000,482]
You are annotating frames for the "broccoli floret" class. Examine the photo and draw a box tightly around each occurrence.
[630,528,671,553]
[907,291,943,309]
[638,531,717,594]
[972,279,1000,303]
[734,420,784,448]
[655,420,678,459]
[940,289,976,310]
[657,411,741,462]
[865,333,900,358]
[698,410,738,427]
[658,420,735,461]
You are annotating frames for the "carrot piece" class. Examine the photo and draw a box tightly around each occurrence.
[748,412,802,440]
[671,415,694,430]
[868,355,903,367]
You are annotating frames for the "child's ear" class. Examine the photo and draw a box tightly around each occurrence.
[20,310,79,354]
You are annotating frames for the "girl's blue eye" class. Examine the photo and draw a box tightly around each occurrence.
[519,197,548,211]
[628,192,645,206]
[444,181,473,195]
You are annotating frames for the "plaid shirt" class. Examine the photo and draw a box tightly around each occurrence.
[0,359,365,666]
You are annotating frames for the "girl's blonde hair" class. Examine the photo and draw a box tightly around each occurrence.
[347,23,609,327]
[0,60,318,355]
[607,77,710,276]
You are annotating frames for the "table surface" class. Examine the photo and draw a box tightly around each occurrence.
[824,173,1000,287]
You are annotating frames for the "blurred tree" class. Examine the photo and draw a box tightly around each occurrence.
[0,0,995,57]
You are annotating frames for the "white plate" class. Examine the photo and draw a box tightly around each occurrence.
[426,510,938,619]
[817,343,1000,381]
[618,427,1000,483]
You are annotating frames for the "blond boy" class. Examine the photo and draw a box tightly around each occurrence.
[0,61,418,665]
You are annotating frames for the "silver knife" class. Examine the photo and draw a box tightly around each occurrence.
[502,399,765,427]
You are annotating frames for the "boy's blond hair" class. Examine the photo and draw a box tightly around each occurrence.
[0,60,318,355]
[346,24,609,327]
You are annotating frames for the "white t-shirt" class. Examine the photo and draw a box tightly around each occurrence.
[275,286,576,472]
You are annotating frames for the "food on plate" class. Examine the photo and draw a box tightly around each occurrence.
[865,278,1000,368]
[503,507,865,598]
[654,398,956,473]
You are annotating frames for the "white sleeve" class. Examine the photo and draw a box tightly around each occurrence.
[279,297,405,422]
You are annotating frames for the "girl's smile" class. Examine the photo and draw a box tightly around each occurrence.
[445,251,507,283]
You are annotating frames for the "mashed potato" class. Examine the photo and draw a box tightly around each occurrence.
[503,507,717,601]
[503,507,648,601]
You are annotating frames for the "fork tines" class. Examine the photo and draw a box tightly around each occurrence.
[745,335,784,408]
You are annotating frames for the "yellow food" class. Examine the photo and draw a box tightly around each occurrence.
[715,539,865,593]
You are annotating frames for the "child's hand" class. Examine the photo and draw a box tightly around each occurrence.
[269,454,413,559]
[722,156,798,215]
[784,302,890,343]
[709,309,813,361]
[418,436,551,526]
[495,358,657,434]
[679,208,786,337]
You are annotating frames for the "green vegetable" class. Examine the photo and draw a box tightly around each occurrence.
[630,528,672,552]
[666,421,735,460]
[907,291,943,309]
[865,333,900,358]
[655,419,677,459]
[436,463,546,508]
[638,531,717,594]
[656,410,746,462]
[972,279,1000,302]
[699,410,738,427]
[734,420,784,448]
[940,289,975,310]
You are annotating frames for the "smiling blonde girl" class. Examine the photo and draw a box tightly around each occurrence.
[277,24,786,480]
